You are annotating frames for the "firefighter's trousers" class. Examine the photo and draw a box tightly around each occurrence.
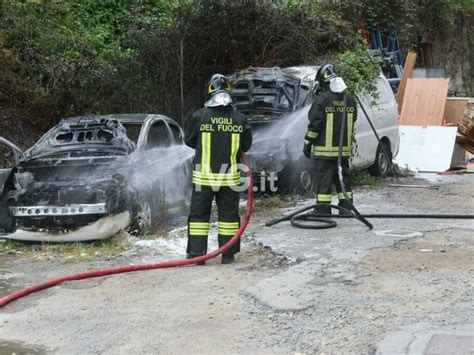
[187,185,240,256]
[315,158,353,213]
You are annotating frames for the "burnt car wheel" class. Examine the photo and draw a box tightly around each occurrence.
[297,169,315,194]
[130,188,166,236]
[278,158,316,196]
[132,198,155,235]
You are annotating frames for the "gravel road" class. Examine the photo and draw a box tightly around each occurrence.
[0,173,473,354]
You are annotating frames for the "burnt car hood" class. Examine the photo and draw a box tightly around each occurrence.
[1,117,137,231]
[228,67,314,127]
[23,116,135,161]
[10,116,136,205]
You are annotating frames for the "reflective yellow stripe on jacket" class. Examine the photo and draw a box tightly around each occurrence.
[230,133,240,174]
[201,132,211,174]
[193,131,241,186]
[313,112,352,158]
[192,171,241,186]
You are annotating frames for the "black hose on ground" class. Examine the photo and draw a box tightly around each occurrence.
[265,205,474,228]
[276,91,374,230]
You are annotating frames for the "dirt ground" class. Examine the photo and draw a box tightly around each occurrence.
[0,173,473,354]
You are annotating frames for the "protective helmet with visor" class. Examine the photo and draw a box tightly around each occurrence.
[205,74,233,107]
[315,64,347,94]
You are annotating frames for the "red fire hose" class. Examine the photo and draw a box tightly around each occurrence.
[0,155,254,308]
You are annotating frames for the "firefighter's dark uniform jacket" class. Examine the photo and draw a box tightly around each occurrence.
[184,105,252,256]
[305,90,357,208]
[305,90,357,159]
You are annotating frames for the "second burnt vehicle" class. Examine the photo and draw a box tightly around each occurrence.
[0,114,192,242]
[228,66,400,194]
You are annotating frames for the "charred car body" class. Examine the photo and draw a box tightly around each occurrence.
[228,66,317,193]
[228,66,316,126]
[228,66,399,193]
[0,114,191,241]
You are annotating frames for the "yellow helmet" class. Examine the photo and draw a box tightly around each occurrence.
[207,74,231,96]
[316,64,337,88]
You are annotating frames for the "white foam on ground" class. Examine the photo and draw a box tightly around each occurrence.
[134,224,219,257]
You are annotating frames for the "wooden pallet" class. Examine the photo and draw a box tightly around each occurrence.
[458,103,474,139]
[456,132,474,154]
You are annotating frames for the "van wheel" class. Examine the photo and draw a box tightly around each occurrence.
[369,141,392,177]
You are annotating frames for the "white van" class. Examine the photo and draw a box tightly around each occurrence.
[233,66,400,193]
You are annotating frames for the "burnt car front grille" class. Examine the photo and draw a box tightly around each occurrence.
[10,203,107,217]
[57,186,107,205]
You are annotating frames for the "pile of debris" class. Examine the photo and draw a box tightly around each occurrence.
[393,52,473,173]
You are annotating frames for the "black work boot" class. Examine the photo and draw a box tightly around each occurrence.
[221,254,235,264]
[338,200,352,215]
[187,253,206,266]
[313,204,331,215]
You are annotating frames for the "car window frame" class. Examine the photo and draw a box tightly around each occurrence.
[167,120,184,144]
[137,115,177,152]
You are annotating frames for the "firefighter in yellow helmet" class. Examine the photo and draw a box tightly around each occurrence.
[303,64,357,214]
[184,74,252,264]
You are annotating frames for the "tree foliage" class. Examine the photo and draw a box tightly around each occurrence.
[0,0,472,138]
[334,42,380,97]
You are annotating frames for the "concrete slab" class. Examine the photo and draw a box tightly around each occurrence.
[247,261,317,311]
[425,334,474,355]
[376,323,474,355]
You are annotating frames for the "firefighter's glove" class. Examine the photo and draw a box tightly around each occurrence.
[303,143,312,158]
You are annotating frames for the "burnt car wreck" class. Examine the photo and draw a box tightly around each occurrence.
[229,66,316,126]
[0,114,191,241]
[228,66,318,193]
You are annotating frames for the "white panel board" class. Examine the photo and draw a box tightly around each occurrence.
[394,126,458,172]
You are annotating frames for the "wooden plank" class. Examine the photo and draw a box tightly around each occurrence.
[396,51,417,113]
[399,78,449,126]
[443,98,469,125]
